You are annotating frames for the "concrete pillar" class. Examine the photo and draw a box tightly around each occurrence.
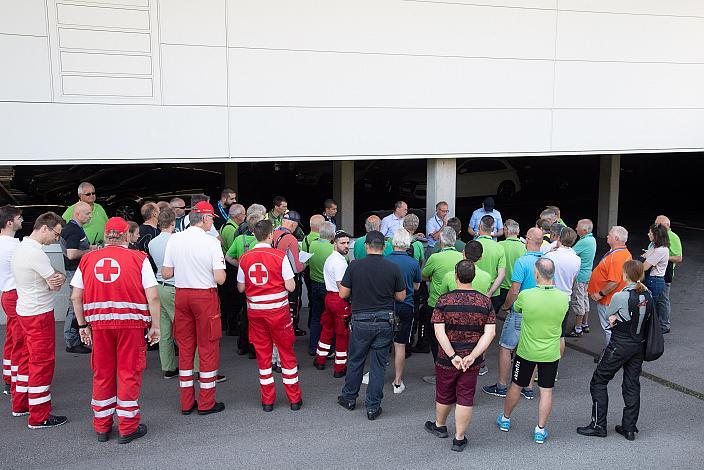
[597,154,620,237]
[333,160,355,235]
[426,158,457,224]
[223,163,238,193]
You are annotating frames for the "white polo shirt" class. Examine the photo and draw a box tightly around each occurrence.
[12,238,56,316]
[544,247,581,295]
[163,226,226,289]
[236,243,295,283]
[323,250,347,292]
[0,235,20,292]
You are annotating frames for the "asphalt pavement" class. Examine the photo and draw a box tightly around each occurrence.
[1,226,703,469]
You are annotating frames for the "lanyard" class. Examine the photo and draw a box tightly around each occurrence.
[217,202,228,220]
[600,246,627,263]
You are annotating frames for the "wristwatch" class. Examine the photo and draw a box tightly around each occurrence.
[449,353,458,360]
[598,291,605,297]
[78,323,89,329]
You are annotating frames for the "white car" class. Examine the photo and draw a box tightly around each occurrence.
[399,158,521,201]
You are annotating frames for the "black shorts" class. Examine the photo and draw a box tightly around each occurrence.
[561,310,569,337]
[394,303,414,344]
[512,354,559,389]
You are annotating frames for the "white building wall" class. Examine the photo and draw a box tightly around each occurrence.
[0,0,703,163]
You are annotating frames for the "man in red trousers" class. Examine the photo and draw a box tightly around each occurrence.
[71,217,160,444]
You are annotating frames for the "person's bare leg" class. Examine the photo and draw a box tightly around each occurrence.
[538,387,553,427]
[575,313,584,331]
[436,403,453,427]
[454,405,473,439]
[393,343,405,385]
[497,346,512,386]
[560,338,565,357]
[503,383,522,418]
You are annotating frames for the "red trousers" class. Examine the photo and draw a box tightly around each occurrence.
[315,293,351,373]
[90,328,145,436]
[2,290,18,387]
[16,311,55,425]
[249,310,301,405]
[174,288,221,411]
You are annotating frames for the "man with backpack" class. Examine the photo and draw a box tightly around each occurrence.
[272,211,306,339]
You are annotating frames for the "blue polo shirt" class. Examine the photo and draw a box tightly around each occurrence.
[511,251,543,291]
[386,251,421,307]
[468,208,503,240]
[573,233,597,283]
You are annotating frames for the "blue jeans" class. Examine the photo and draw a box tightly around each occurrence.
[656,283,671,331]
[341,312,394,411]
[64,270,81,348]
[308,281,327,354]
[644,275,665,303]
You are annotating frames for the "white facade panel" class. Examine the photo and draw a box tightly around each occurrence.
[559,0,704,17]
[552,109,704,152]
[0,0,47,36]
[158,0,226,46]
[226,0,557,60]
[0,102,229,161]
[58,28,151,53]
[229,108,552,157]
[0,35,51,102]
[161,44,227,105]
[56,4,151,30]
[62,75,152,97]
[228,49,554,108]
[557,10,704,63]
[60,51,152,75]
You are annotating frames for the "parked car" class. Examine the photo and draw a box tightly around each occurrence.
[399,158,522,202]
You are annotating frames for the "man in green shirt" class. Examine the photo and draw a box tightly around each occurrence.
[302,214,324,315]
[353,215,392,260]
[306,222,335,355]
[438,241,492,296]
[567,219,597,336]
[403,213,426,265]
[497,219,526,301]
[475,215,506,311]
[219,204,245,253]
[416,227,463,357]
[496,258,569,444]
[264,195,304,240]
[62,181,109,244]
[654,215,683,334]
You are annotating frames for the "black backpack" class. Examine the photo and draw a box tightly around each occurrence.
[641,291,664,362]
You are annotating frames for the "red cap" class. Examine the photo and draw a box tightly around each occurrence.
[104,217,130,234]
[191,201,217,217]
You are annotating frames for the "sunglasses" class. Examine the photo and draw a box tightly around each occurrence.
[83,192,96,196]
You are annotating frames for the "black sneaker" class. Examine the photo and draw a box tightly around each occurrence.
[367,407,382,421]
[615,425,636,441]
[272,364,282,373]
[28,415,68,429]
[577,422,607,438]
[262,403,274,412]
[337,395,355,411]
[333,370,346,378]
[290,400,303,411]
[451,437,468,452]
[198,402,225,415]
[96,429,111,442]
[66,344,91,354]
[3,383,10,395]
[424,421,449,438]
[182,402,198,415]
[118,424,147,444]
[582,324,590,333]
[566,330,583,338]
[215,375,228,383]
[294,328,307,337]
[163,369,178,379]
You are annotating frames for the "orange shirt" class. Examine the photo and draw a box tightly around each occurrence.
[587,246,632,305]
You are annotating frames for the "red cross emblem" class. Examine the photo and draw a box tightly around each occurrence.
[248,263,268,286]
[94,258,121,283]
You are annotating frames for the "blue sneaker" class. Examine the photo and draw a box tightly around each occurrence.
[482,384,507,398]
[521,388,536,400]
[496,413,511,432]
[534,426,548,444]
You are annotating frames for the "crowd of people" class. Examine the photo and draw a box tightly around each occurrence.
[0,181,683,451]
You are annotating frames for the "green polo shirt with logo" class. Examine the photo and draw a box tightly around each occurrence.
[226,232,257,260]
[422,247,464,307]
[475,235,506,297]
[514,285,569,362]
[353,234,392,260]
[498,237,526,290]
[438,266,492,296]
[219,220,239,253]
[307,239,333,283]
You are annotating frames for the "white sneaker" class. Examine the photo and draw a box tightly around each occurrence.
[393,381,405,394]
[362,372,369,384]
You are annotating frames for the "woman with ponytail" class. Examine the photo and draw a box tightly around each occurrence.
[641,223,669,303]
[577,260,654,442]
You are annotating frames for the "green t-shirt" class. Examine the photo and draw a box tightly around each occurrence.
[307,239,333,283]
[668,230,682,257]
[225,233,257,260]
[411,240,424,264]
[62,202,109,244]
[353,234,392,260]
[475,236,506,297]
[514,285,569,362]
[422,247,464,307]
[438,266,492,296]
[219,220,239,253]
[302,232,320,253]
[573,233,597,283]
[498,237,527,290]
[433,240,466,255]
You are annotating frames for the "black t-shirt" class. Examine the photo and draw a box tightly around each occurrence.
[341,254,405,314]
[137,224,160,253]
[60,220,89,271]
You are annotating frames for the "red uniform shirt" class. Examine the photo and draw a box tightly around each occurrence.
[238,245,292,315]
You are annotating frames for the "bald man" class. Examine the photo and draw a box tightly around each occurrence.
[353,215,392,260]
[60,201,96,353]
[302,214,325,316]
[653,215,683,334]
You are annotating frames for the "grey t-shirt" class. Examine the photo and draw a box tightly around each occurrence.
[645,245,669,277]
[148,231,172,285]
